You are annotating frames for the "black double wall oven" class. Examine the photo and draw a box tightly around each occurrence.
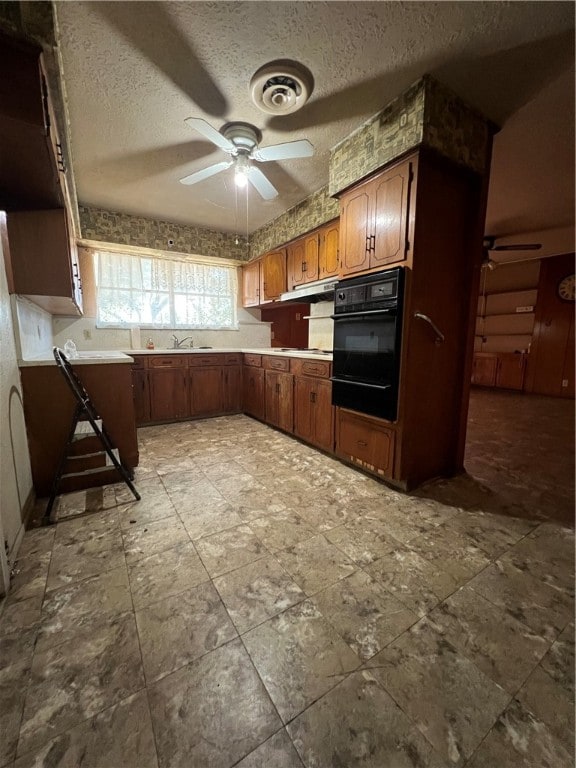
[331,267,405,421]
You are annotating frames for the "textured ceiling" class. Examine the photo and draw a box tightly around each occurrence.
[55,1,574,239]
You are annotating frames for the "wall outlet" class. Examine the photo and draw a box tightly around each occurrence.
[83,329,92,340]
[399,113,407,127]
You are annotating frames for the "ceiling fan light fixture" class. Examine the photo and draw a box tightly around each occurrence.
[250,60,313,115]
[234,154,250,188]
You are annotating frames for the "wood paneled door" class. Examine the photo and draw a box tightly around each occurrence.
[526,253,575,398]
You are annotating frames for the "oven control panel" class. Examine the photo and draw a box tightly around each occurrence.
[334,267,403,314]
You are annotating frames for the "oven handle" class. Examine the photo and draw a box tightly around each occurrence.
[331,377,392,391]
[331,308,396,319]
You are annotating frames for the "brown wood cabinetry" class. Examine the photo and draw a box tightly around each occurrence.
[242,259,261,307]
[294,374,334,452]
[149,365,189,422]
[20,362,138,496]
[339,158,412,277]
[223,365,242,413]
[261,249,287,302]
[288,232,320,288]
[190,367,223,416]
[265,370,294,432]
[335,408,395,478]
[242,360,265,420]
[319,220,340,278]
[131,356,152,424]
[472,352,527,390]
[5,208,82,315]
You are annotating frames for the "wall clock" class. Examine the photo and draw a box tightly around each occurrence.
[557,274,575,301]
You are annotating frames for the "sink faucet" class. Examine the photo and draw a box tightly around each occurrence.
[171,334,193,349]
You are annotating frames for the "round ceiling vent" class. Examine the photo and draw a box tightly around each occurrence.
[250,60,314,116]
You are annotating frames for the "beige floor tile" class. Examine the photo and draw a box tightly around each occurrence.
[466,698,573,768]
[136,582,237,683]
[178,500,243,540]
[310,570,418,660]
[128,541,209,609]
[515,666,574,751]
[408,525,493,580]
[235,728,304,767]
[275,534,358,596]
[0,659,32,766]
[14,690,158,768]
[242,600,360,723]
[194,524,269,577]
[214,556,305,634]
[249,510,316,552]
[122,516,190,565]
[47,529,125,590]
[18,612,144,757]
[148,639,281,768]
[364,547,460,616]
[324,517,401,566]
[366,620,510,766]
[539,622,575,696]
[288,670,448,768]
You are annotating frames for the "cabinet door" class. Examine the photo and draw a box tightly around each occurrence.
[319,220,340,278]
[223,365,241,413]
[265,371,280,426]
[339,186,371,275]
[287,239,306,288]
[371,160,411,268]
[262,249,287,300]
[496,354,526,391]
[242,366,265,420]
[471,354,498,386]
[312,379,334,452]
[336,409,394,477]
[242,260,261,307]
[277,372,294,433]
[149,368,188,421]
[294,378,314,442]
[302,232,320,283]
[132,370,151,425]
[6,208,79,313]
[190,367,224,417]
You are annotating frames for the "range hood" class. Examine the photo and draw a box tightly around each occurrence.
[279,277,338,303]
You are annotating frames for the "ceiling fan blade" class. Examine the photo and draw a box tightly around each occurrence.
[247,167,278,200]
[251,139,314,162]
[491,243,542,251]
[179,161,233,186]
[184,118,235,152]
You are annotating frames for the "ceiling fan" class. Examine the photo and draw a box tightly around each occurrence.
[481,235,542,270]
[178,118,314,200]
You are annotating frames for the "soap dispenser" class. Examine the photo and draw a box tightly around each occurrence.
[146,338,154,350]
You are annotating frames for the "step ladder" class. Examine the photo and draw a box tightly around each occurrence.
[44,347,140,524]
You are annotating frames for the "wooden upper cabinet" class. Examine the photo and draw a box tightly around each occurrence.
[371,161,411,267]
[340,185,371,274]
[339,158,412,277]
[261,248,287,301]
[303,232,320,282]
[287,238,306,289]
[5,208,82,315]
[319,220,340,278]
[242,259,261,307]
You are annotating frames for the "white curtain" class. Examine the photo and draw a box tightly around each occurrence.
[96,251,238,329]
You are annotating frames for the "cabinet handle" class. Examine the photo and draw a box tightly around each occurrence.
[414,312,445,345]
[310,391,316,403]
[365,235,371,253]
[303,261,307,272]
[275,383,280,394]
[357,440,368,448]
[370,234,376,251]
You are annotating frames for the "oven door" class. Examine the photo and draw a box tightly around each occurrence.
[331,308,402,421]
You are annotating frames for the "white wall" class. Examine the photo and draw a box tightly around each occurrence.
[52,306,271,352]
[0,224,36,594]
[308,300,334,350]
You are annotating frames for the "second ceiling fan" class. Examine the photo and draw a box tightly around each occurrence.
[179,117,314,200]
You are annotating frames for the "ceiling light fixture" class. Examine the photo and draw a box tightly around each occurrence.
[234,155,250,188]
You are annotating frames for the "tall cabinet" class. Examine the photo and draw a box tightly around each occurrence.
[336,148,487,490]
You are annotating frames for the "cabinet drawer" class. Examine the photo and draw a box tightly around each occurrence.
[130,355,149,370]
[223,353,241,365]
[263,356,290,372]
[290,358,331,378]
[189,354,225,366]
[336,408,395,478]
[149,355,187,368]
[243,353,262,368]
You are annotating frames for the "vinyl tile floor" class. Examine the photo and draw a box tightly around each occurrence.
[1,392,574,767]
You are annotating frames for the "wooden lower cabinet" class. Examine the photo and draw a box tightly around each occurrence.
[223,365,241,413]
[20,362,138,496]
[294,377,334,452]
[132,369,152,423]
[149,367,189,421]
[242,365,265,420]
[335,408,395,479]
[472,352,526,390]
[190,366,223,416]
[265,371,294,432]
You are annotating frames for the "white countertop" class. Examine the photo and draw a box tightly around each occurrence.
[18,348,333,367]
